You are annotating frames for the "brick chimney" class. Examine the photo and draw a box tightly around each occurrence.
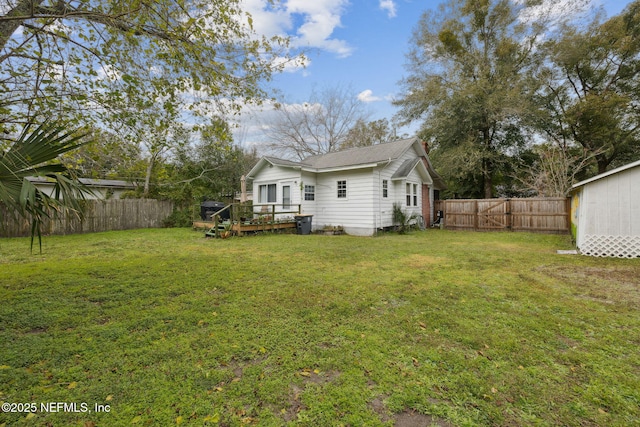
[421,140,430,154]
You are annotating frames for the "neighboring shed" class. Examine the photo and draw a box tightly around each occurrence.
[27,177,137,200]
[571,159,640,258]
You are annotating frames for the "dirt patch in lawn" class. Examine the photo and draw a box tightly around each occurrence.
[394,410,453,427]
[282,370,341,422]
[538,265,640,305]
[369,396,452,427]
[283,384,306,422]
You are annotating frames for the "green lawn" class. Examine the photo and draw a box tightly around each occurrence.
[1,229,639,426]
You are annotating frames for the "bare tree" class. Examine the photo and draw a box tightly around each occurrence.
[263,85,370,160]
[341,118,396,149]
[516,143,601,197]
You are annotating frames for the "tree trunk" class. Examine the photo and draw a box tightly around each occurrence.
[0,0,46,51]
[596,154,610,175]
[482,126,493,199]
[143,154,156,198]
[483,157,493,199]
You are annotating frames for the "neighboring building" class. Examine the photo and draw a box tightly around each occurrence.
[28,177,137,200]
[571,159,640,258]
[245,137,446,236]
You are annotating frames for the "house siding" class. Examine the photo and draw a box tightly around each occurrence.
[313,169,376,235]
[251,164,302,217]
[300,171,317,217]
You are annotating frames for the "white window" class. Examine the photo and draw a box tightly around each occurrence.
[406,183,418,206]
[259,184,276,203]
[337,180,347,198]
[382,180,388,198]
[304,185,315,201]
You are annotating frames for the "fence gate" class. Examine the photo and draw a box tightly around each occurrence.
[477,199,510,230]
[434,198,570,234]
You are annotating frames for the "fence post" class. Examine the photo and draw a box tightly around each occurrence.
[474,200,479,231]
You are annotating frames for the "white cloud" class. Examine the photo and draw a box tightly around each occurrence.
[240,0,292,36]
[96,63,122,81]
[357,89,382,103]
[241,0,353,58]
[379,0,397,18]
[515,0,594,24]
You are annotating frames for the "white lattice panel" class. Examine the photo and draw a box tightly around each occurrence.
[580,235,640,258]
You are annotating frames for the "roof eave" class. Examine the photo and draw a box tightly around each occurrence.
[391,160,433,185]
[302,163,380,173]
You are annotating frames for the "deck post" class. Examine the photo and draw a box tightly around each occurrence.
[271,204,276,232]
[234,204,242,237]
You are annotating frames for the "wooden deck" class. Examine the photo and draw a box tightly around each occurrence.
[193,220,297,235]
[231,221,296,233]
[194,203,302,237]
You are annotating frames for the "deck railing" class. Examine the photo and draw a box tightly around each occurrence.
[210,203,301,237]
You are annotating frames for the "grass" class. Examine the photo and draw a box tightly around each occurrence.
[0,228,639,426]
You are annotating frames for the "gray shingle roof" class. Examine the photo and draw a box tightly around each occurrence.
[302,137,419,169]
[263,156,305,168]
[391,158,422,180]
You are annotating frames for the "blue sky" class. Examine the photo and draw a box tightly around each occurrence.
[236,0,632,151]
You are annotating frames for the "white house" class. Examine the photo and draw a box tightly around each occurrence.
[245,137,446,236]
[571,159,640,258]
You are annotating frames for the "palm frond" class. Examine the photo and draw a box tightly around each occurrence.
[0,121,93,251]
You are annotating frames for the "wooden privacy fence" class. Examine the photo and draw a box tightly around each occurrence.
[434,198,570,234]
[0,199,174,237]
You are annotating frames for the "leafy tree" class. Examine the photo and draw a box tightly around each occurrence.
[0,122,90,250]
[159,121,258,224]
[534,2,640,175]
[264,85,371,160]
[0,0,296,134]
[394,0,551,198]
[62,127,143,180]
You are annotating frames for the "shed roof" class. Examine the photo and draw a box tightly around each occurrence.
[572,159,640,189]
[27,176,136,189]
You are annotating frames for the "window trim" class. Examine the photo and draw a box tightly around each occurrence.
[304,185,315,201]
[406,183,411,206]
[337,180,347,199]
[258,183,277,203]
[406,182,418,207]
